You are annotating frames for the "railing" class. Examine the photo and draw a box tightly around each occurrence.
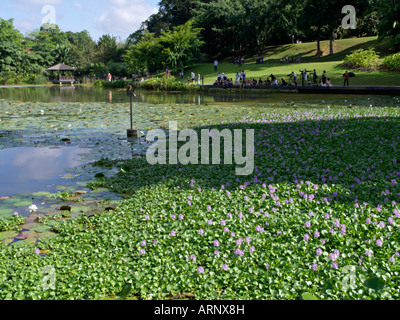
[49,76,75,81]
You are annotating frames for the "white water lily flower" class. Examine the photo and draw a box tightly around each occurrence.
[29,204,38,212]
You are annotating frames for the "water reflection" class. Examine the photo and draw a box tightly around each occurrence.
[0,146,90,196]
[0,85,278,104]
[0,85,362,105]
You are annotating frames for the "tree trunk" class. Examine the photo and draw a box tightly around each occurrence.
[317,34,320,56]
[330,31,334,55]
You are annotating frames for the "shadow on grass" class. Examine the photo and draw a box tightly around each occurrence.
[90,112,400,209]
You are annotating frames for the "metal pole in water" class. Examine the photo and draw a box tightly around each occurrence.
[127,84,137,137]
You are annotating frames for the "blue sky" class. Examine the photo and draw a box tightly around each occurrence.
[0,0,159,41]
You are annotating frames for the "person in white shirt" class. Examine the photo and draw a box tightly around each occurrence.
[235,72,239,84]
[214,60,218,71]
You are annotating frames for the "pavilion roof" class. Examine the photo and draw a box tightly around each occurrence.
[46,63,76,71]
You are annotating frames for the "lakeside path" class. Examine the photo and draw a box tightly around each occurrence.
[203,85,400,95]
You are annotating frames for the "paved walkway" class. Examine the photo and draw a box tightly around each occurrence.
[203,84,400,95]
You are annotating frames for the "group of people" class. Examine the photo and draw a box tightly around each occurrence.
[213,69,337,88]
[289,69,333,87]
[187,71,201,85]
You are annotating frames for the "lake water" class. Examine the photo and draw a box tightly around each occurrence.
[0,84,356,105]
[0,146,90,197]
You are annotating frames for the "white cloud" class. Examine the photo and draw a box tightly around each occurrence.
[12,0,62,12]
[73,2,83,9]
[96,0,158,37]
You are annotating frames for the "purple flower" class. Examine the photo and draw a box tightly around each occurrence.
[179,214,184,220]
[154,239,159,245]
[223,227,229,232]
[366,218,372,224]
[245,237,251,244]
[214,240,220,247]
[214,250,220,256]
[329,253,336,261]
[207,205,211,211]
[141,240,146,246]
[198,228,204,235]
[170,230,176,236]
[316,248,322,256]
[190,254,196,261]
[171,214,176,220]
[13,211,18,216]
[220,220,226,226]
[266,263,270,270]
[365,249,372,256]
[332,262,338,269]
[378,221,385,228]
[238,212,243,219]
[197,266,204,274]
[222,264,228,270]
[145,214,150,220]
[376,239,383,247]
[139,249,146,255]
[314,230,320,238]
[249,208,254,213]
[312,263,318,271]
[187,201,192,206]
[340,227,346,235]
[227,212,232,219]
[324,213,330,219]
[389,256,395,262]
[188,195,193,200]
[304,234,310,242]
[334,250,340,257]
[34,248,40,255]
[207,220,213,225]
[304,222,311,228]
[230,232,236,238]
[249,246,255,253]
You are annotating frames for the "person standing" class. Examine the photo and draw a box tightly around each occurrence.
[214,60,218,71]
[343,71,350,86]
[197,73,201,85]
[261,55,264,64]
[108,73,112,82]
[322,70,327,85]
[191,72,195,84]
[313,69,318,85]
[292,71,297,85]
[235,72,239,84]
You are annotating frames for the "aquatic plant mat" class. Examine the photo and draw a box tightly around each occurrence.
[0,96,399,300]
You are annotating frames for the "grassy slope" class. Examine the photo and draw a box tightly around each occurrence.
[181,36,400,86]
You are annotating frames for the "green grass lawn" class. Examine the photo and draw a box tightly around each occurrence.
[179,36,400,86]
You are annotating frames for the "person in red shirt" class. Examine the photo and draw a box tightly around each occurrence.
[343,71,350,87]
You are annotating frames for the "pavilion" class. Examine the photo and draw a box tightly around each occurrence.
[46,63,77,85]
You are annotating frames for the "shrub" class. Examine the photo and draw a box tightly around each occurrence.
[24,74,48,84]
[102,80,127,88]
[343,49,381,70]
[382,52,400,71]
[140,76,203,91]
[93,80,128,88]
[93,80,106,87]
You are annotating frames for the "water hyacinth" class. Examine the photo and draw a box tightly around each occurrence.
[3,100,400,300]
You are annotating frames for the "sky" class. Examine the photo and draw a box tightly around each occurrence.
[0,0,159,42]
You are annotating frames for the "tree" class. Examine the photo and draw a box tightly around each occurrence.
[377,0,400,48]
[159,21,203,73]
